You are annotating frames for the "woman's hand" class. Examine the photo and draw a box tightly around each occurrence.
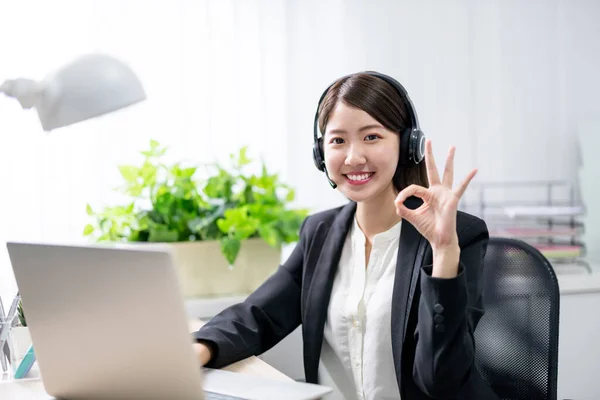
[395,139,477,278]
[193,342,213,366]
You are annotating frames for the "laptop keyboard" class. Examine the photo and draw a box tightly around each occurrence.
[204,391,247,400]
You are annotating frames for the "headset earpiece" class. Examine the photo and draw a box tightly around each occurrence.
[312,138,325,172]
[312,138,337,188]
[400,128,426,165]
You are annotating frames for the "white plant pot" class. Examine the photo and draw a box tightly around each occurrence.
[149,239,281,299]
[11,326,32,361]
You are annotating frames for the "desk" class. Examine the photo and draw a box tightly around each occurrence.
[553,265,600,400]
[0,319,292,398]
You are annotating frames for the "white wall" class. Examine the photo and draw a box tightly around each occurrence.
[284,0,600,212]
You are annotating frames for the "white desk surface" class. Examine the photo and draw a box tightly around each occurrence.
[0,320,291,398]
[554,263,600,295]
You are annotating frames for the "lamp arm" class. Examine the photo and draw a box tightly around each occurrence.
[0,78,42,109]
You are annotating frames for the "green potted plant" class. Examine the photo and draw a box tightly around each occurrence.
[84,140,308,298]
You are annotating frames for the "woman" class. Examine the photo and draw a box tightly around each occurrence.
[192,72,499,399]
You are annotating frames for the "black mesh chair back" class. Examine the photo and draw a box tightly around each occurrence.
[474,237,560,400]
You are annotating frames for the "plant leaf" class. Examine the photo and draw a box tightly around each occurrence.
[238,146,251,167]
[285,188,295,202]
[220,237,241,265]
[17,301,26,327]
[258,224,279,247]
[118,166,139,183]
[83,224,95,236]
[148,228,179,242]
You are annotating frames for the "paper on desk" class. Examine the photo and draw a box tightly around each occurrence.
[221,356,291,382]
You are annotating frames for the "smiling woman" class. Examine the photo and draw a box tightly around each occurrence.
[317,73,429,198]
[192,71,497,400]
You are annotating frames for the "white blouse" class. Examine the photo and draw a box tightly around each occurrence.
[322,217,402,400]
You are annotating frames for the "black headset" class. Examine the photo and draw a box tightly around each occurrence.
[312,71,426,188]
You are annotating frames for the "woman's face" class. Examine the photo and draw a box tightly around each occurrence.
[323,102,400,204]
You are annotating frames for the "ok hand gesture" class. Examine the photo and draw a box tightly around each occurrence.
[394,139,477,277]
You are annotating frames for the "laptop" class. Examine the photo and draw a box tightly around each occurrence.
[6,241,331,400]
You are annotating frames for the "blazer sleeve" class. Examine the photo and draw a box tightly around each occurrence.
[191,218,309,369]
[412,216,489,398]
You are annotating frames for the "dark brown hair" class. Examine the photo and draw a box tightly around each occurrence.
[317,73,428,192]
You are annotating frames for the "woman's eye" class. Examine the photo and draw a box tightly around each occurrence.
[365,134,379,141]
[331,138,344,144]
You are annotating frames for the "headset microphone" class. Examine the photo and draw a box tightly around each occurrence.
[324,170,337,189]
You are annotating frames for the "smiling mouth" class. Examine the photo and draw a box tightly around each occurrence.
[344,172,375,185]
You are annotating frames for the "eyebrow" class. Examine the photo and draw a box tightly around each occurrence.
[327,124,385,135]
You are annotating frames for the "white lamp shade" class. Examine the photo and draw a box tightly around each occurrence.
[35,54,146,131]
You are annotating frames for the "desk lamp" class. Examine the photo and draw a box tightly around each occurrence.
[0,53,145,378]
[0,53,146,131]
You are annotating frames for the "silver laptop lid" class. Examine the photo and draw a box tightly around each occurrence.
[7,242,205,400]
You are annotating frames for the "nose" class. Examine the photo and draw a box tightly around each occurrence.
[345,144,367,167]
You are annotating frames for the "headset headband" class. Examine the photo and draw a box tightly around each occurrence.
[312,71,420,142]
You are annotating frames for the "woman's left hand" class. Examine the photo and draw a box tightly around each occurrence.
[394,139,477,277]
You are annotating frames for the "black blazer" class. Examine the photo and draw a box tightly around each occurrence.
[193,197,500,399]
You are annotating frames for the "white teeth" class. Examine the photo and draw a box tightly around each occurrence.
[347,173,372,181]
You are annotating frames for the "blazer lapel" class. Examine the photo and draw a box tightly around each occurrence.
[303,201,356,384]
[391,196,426,394]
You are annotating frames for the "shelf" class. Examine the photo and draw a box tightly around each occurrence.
[535,244,584,259]
[489,227,582,239]
[481,205,585,218]
[464,180,589,273]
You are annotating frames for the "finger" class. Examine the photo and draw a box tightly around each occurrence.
[442,146,455,188]
[424,139,441,185]
[395,184,429,205]
[455,168,478,199]
[395,201,418,223]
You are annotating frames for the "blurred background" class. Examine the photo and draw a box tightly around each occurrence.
[1,0,599,398]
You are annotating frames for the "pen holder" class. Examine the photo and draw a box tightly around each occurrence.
[0,317,18,375]
[11,326,32,360]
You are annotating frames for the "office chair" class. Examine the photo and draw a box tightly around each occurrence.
[474,237,560,400]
